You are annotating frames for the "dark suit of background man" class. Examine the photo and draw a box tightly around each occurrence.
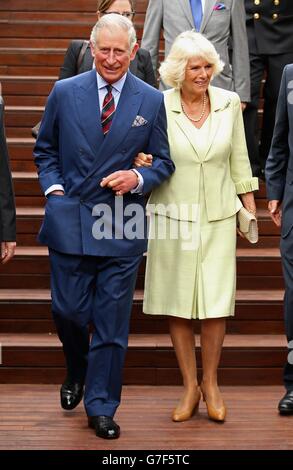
[0,92,16,264]
[34,14,174,439]
[141,0,250,104]
[244,0,293,178]
[266,64,293,415]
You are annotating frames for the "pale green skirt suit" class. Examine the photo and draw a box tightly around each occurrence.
[143,87,258,320]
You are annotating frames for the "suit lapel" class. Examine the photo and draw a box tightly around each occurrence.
[84,72,144,179]
[170,87,231,162]
[170,90,201,160]
[179,0,196,29]
[200,0,216,32]
[201,86,231,161]
[74,69,104,161]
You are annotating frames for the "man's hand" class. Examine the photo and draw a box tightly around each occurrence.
[134,152,153,168]
[1,241,16,264]
[268,200,282,227]
[241,102,247,112]
[49,190,64,196]
[100,170,139,196]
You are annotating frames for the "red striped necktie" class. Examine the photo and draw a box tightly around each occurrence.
[101,84,115,136]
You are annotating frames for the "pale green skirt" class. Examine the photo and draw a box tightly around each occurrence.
[143,202,237,320]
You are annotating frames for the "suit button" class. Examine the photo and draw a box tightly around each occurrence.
[274,0,280,5]
[272,13,279,20]
[80,199,84,203]
[253,13,260,20]
[254,0,260,5]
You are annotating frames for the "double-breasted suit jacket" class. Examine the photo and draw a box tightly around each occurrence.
[34,69,175,256]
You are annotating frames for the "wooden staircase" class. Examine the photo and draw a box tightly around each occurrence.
[0,0,286,385]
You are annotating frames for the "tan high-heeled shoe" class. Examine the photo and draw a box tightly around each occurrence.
[172,386,201,422]
[200,385,226,422]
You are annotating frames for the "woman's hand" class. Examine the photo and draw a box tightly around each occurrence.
[134,152,153,168]
[237,192,257,238]
[240,192,257,216]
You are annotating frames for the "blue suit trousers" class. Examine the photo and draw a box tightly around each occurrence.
[49,248,142,417]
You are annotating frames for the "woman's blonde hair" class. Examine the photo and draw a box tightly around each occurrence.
[159,31,224,89]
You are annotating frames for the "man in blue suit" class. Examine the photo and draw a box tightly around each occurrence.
[266,64,293,415]
[34,14,175,439]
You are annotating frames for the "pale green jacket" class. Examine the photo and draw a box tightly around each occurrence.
[148,86,258,222]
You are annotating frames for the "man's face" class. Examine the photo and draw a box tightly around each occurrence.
[91,27,138,83]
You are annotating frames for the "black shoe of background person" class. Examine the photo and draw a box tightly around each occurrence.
[278,391,293,415]
[88,415,120,439]
[60,381,84,410]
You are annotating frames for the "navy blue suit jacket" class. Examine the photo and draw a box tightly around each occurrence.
[265,64,293,238]
[34,70,175,256]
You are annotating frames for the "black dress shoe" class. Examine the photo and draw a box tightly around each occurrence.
[88,416,120,439]
[60,382,84,410]
[278,391,293,415]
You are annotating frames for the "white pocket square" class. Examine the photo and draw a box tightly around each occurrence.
[132,115,148,127]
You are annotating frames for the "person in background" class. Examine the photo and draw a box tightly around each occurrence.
[244,0,293,179]
[59,0,156,87]
[0,88,16,265]
[141,0,250,107]
[265,64,293,416]
[136,31,258,423]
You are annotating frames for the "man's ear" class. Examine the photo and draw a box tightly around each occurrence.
[130,43,139,61]
[90,41,96,58]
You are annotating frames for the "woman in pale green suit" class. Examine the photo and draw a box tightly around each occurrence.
[136,31,258,423]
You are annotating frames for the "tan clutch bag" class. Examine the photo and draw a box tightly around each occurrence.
[237,207,258,244]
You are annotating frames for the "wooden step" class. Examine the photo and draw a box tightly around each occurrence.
[13,204,281,246]
[0,332,286,385]
[0,1,149,14]
[0,65,60,77]
[0,245,284,290]
[0,75,55,106]
[0,384,290,451]
[5,105,43,128]
[0,75,55,93]
[0,287,285,334]
[7,138,36,171]
[0,244,285,290]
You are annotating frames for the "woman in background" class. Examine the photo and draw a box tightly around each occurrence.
[59,0,156,87]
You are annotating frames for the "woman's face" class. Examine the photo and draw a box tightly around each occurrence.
[98,0,134,21]
[182,57,213,96]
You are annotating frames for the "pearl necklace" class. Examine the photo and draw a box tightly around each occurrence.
[181,93,207,123]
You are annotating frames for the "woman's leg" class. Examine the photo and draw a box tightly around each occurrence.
[200,317,226,411]
[169,316,200,420]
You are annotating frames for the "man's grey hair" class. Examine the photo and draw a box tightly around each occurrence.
[90,14,137,51]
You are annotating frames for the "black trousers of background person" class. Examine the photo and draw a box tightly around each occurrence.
[243,52,293,178]
[280,232,293,391]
